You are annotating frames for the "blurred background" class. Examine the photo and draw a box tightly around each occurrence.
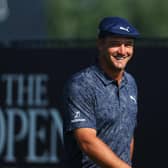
[1,0,168,40]
[0,0,168,168]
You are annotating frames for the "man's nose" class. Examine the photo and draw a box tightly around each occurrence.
[118,44,126,55]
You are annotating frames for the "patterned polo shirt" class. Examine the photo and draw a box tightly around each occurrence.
[63,64,138,168]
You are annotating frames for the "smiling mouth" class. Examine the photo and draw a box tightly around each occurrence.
[113,55,128,60]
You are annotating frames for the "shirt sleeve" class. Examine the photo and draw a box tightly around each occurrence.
[63,78,96,133]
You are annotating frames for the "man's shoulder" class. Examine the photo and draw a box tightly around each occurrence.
[64,65,96,91]
[124,72,137,94]
[125,72,136,84]
[69,65,96,82]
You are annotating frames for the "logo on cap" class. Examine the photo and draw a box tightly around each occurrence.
[119,26,130,32]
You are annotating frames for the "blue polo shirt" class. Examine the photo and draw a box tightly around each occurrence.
[63,64,138,168]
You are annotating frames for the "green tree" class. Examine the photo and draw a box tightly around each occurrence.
[45,0,168,38]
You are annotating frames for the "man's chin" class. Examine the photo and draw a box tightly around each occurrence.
[110,65,125,73]
[113,64,126,71]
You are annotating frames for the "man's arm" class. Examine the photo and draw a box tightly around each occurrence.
[74,128,132,168]
[130,138,134,161]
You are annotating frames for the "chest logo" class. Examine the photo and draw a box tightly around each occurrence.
[130,95,137,104]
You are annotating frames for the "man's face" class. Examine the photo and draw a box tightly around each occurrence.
[98,36,134,71]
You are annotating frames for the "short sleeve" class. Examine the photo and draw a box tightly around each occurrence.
[63,77,96,133]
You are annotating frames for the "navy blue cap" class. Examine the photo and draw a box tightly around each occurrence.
[98,16,140,38]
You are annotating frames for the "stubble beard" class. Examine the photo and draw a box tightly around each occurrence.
[109,53,132,72]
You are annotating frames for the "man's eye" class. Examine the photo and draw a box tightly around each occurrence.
[109,42,121,47]
[108,41,134,47]
[125,42,134,46]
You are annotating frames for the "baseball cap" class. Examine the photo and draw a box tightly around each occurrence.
[98,16,140,38]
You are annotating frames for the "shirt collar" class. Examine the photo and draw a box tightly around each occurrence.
[93,64,128,86]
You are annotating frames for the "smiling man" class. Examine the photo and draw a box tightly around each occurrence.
[63,17,140,168]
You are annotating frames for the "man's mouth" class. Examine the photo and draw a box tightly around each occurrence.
[113,55,128,60]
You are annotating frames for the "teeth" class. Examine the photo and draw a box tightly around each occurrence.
[115,56,124,60]
[113,55,127,60]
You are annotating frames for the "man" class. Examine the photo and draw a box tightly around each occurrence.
[63,16,140,168]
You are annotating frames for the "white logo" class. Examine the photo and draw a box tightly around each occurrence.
[74,111,80,119]
[119,26,130,32]
[71,111,86,123]
[130,95,137,104]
